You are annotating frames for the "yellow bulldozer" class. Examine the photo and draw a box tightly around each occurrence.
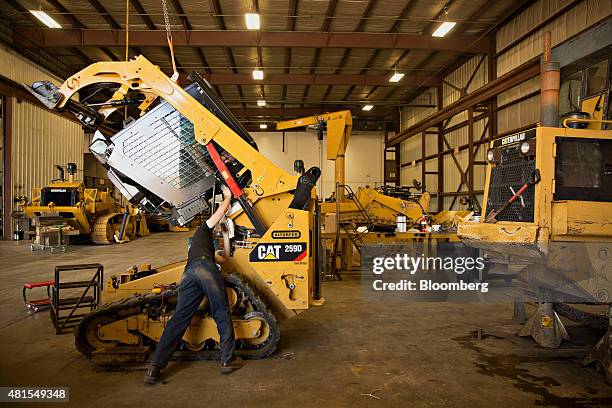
[457,33,611,382]
[22,163,139,245]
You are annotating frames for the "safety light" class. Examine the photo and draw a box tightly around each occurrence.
[257,100,266,107]
[260,124,268,129]
[245,13,260,30]
[30,10,62,29]
[362,105,374,111]
[253,69,264,80]
[432,21,456,37]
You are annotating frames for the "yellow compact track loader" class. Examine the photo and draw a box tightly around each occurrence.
[25,55,323,363]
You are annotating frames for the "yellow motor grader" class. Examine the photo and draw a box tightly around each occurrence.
[25,55,323,363]
[22,163,139,244]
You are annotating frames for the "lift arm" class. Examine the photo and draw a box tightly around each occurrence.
[25,56,297,209]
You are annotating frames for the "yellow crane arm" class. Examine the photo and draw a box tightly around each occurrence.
[276,110,353,130]
[276,110,353,162]
[277,110,353,199]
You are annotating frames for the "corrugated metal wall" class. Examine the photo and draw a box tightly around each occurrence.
[495,0,610,133]
[11,100,85,203]
[400,54,490,210]
[399,0,610,211]
[0,44,66,89]
[1,45,86,236]
[496,0,611,75]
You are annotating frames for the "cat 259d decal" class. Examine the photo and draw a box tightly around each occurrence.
[249,242,307,262]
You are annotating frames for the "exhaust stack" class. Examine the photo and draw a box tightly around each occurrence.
[540,32,560,127]
[66,162,77,183]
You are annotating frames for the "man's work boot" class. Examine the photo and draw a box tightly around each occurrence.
[220,357,244,374]
[144,365,162,385]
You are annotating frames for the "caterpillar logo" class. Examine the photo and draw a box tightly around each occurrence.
[501,133,526,146]
[249,242,307,262]
[271,230,301,239]
[493,128,536,148]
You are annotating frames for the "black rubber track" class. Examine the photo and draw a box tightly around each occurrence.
[74,273,280,360]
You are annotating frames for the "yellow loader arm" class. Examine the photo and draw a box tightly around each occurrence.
[36,56,296,208]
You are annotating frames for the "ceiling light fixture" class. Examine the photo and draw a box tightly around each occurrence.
[245,13,260,30]
[252,69,264,80]
[432,21,456,37]
[389,61,404,83]
[389,73,404,83]
[30,10,62,29]
[257,99,266,107]
[362,105,374,111]
[432,7,456,37]
[260,123,268,129]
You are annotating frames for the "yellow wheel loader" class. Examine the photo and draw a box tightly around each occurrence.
[25,55,323,363]
[22,163,137,245]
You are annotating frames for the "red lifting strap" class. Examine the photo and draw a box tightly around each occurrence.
[24,280,55,289]
[205,143,244,199]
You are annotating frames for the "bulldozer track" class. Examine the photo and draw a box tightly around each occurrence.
[75,273,280,363]
[91,213,135,244]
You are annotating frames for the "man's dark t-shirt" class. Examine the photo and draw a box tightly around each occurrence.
[187,222,215,262]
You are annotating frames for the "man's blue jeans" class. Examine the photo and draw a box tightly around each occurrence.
[151,258,236,367]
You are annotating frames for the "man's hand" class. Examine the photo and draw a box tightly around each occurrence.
[221,185,232,201]
[208,185,233,228]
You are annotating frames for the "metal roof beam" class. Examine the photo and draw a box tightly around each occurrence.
[230,107,396,119]
[15,30,493,53]
[187,73,440,86]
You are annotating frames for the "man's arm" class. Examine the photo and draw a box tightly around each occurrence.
[206,185,232,229]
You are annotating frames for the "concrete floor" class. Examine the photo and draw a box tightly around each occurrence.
[0,233,611,407]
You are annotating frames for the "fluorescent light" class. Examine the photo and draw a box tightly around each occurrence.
[432,21,456,37]
[252,69,264,80]
[257,99,266,107]
[30,10,62,29]
[260,124,268,129]
[245,13,260,30]
[362,105,374,111]
[389,73,404,83]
